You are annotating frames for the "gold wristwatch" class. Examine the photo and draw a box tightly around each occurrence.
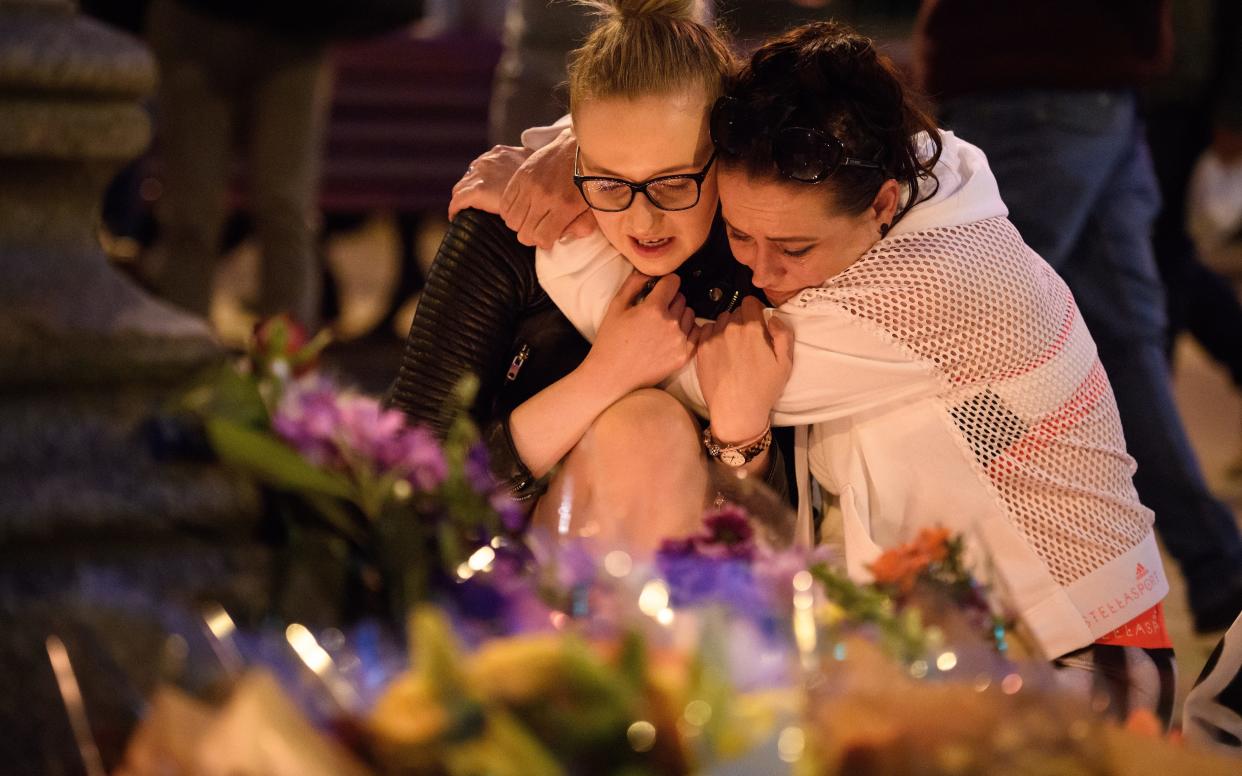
[703,426,772,467]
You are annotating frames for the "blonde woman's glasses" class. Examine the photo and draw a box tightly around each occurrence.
[573,147,717,212]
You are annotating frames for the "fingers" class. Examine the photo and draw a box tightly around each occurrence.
[679,305,696,338]
[502,194,533,239]
[735,296,768,330]
[501,138,577,244]
[500,158,537,235]
[644,273,682,308]
[449,182,488,221]
[531,201,589,251]
[691,320,713,348]
[517,209,552,250]
[453,146,526,221]
[449,163,484,220]
[500,165,525,217]
[608,270,654,314]
[668,292,687,322]
[564,209,598,240]
[529,213,563,252]
[448,190,467,221]
[768,313,795,366]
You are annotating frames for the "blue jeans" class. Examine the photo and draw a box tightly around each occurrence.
[941,91,1242,615]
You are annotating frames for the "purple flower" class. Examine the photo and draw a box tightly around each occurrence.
[272,377,448,490]
[653,505,775,617]
[390,424,448,491]
[656,505,758,563]
[478,546,551,635]
[700,507,756,560]
[465,442,528,533]
[336,394,407,465]
[657,552,729,604]
[656,551,767,617]
[273,377,345,467]
[464,442,496,494]
[658,536,698,558]
[752,549,810,599]
[490,491,527,534]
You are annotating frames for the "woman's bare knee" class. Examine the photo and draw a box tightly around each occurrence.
[585,388,701,460]
[532,389,711,556]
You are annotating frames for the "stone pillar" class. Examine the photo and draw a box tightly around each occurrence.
[0,2,272,770]
[0,0,219,380]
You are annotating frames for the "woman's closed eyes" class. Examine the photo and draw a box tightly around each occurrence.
[726,227,815,259]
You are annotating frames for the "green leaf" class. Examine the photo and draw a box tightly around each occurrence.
[290,328,334,368]
[301,492,369,547]
[179,363,269,427]
[205,417,353,500]
[689,610,734,747]
[437,520,464,570]
[616,630,648,691]
[445,375,481,451]
[411,605,469,696]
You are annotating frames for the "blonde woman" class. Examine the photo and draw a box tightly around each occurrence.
[391,0,787,553]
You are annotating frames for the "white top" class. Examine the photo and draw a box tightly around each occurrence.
[533,129,1167,659]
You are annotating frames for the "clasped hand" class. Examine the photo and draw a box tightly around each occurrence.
[589,280,793,441]
[692,296,794,443]
[585,271,698,395]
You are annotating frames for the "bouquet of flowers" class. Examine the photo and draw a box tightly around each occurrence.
[115,503,1239,776]
[171,315,522,623]
[115,317,1236,775]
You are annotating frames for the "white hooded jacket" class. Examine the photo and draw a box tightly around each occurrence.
[533,129,1167,660]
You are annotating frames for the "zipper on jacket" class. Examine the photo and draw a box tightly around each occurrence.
[506,343,530,382]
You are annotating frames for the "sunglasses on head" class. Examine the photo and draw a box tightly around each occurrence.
[709,96,884,183]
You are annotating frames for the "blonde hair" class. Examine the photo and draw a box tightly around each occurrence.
[567,0,734,109]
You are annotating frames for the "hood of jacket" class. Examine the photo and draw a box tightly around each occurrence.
[890,130,1008,237]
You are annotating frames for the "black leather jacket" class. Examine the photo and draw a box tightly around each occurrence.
[390,208,789,513]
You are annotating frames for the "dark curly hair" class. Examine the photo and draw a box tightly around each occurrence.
[719,21,942,225]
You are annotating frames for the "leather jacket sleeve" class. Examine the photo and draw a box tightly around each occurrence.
[389,209,546,502]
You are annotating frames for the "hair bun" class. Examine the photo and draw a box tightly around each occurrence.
[585,0,700,23]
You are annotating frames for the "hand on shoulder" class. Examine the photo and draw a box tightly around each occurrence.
[448,144,532,221]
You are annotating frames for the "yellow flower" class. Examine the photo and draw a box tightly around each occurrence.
[369,674,450,751]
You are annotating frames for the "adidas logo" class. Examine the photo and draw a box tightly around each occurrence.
[1135,563,1148,580]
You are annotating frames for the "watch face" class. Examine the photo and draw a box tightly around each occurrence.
[720,449,747,467]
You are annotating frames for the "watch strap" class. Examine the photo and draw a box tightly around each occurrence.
[703,425,773,467]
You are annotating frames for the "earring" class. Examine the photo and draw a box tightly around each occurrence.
[879,223,891,237]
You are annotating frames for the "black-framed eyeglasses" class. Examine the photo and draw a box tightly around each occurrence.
[573,147,717,212]
[709,96,884,183]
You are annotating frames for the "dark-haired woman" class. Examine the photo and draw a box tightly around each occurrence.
[530,21,1176,722]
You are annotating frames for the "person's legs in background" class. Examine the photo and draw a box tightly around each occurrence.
[1148,103,1242,382]
[144,0,236,318]
[1147,104,1242,483]
[943,90,1242,633]
[248,39,332,329]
